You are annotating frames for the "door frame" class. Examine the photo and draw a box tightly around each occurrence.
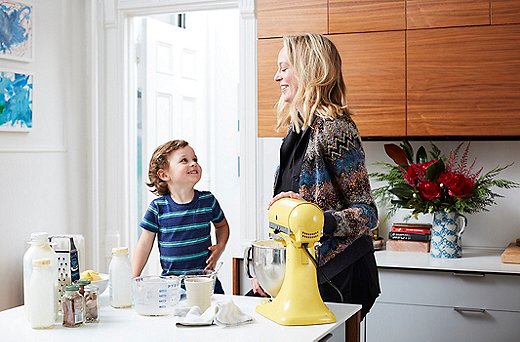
[87,0,258,271]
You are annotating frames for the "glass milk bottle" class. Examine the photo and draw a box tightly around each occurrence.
[23,232,58,319]
[109,247,132,308]
[29,258,55,329]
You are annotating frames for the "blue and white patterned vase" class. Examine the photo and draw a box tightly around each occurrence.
[430,210,467,258]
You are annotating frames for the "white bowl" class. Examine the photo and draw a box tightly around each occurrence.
[91,273,109,295]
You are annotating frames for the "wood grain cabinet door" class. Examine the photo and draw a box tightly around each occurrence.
[407,0,490,29]
[329,0,405,33]
[330,32,406,137]
[257,0,327,38]
[258,38,285,137]
[492,0,520,24]
[407,25,520,137]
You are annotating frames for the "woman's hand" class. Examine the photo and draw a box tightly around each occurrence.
[251,278,269,297]
[268,191,302,209]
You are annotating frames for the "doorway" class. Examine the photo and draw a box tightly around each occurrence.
[133,9,240,287]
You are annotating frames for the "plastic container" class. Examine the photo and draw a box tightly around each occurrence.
[28,258,55,329]
[62,284,84,327]
[132,276,181,316]
[109,247,132,308]
[23,232,58,319]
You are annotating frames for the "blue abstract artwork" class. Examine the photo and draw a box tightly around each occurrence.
[0,1,33,62]
[0,71,33,131]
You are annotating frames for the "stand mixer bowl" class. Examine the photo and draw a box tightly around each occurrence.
[245,239,286,297]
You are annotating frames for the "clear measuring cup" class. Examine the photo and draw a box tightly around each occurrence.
[132,275,181,316]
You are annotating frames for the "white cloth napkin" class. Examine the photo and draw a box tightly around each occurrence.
[176,299,254,327]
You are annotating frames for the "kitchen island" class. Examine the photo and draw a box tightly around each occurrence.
[0,294,361,342]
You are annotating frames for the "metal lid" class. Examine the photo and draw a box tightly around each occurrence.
[76,278,91,285]
[65,284,80,292]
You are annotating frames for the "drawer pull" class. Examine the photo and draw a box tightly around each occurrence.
[454,307,486,313]
[452,272,485,277]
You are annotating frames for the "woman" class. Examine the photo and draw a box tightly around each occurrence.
[253,33,380,319]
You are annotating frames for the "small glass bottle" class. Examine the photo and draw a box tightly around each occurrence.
[84,284,99,323]
[62,284,84,327]
[109,247,132,308]
[75,278,91,297]
[29,258,55,329]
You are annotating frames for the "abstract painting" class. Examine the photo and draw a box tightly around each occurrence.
[0,1,34,62]
[0,70,33,131]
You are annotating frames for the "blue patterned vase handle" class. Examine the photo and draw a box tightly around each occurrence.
[455,213,467,238]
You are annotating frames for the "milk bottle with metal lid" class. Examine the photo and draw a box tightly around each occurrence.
[23,232,58,319]
[109,247,132,308]
[29,258,55,329]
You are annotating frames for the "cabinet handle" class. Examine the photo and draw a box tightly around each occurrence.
[452,272,485,277]
[454,307,486,313]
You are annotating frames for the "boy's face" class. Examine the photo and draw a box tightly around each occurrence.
[159,145,201,189]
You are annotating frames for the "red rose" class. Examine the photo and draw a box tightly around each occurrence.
[405,160,438,187]
[438,172,474,199]
[418,180,441,200]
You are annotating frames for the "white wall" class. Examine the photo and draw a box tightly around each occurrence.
[0,0,88,311]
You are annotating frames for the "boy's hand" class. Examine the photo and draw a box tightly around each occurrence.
[205,244,225,270]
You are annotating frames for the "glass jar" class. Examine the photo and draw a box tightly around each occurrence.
[62,284,84,327]
[84,284,99,323]
[75,278,91,297]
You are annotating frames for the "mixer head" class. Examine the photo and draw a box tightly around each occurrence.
[268,198,323,247]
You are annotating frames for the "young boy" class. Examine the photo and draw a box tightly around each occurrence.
[132,140,229,294]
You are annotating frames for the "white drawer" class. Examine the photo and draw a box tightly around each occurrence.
[378,268,520,311]
[366,302,520,342]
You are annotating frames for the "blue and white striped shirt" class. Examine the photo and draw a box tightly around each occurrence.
[140,190,225,276]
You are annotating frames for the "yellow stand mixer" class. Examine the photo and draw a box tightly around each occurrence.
[256,198,336,326]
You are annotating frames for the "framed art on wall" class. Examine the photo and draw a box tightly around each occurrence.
[0,0,34,62]
[0,70,33,132]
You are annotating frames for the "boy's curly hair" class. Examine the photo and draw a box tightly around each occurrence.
[147,140,189,196]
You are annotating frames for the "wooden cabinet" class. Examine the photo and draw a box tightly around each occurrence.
[407,0,489,29]
[330,32,406,137]
[256,0,520,138]
[257,38,284,138]
[492,0,520,25]
[407,25,520,137]
[257,0,327,38]
[329,0,405,33]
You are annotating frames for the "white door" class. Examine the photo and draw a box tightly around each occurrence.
[136,14,240,281]
[138,17,208,275]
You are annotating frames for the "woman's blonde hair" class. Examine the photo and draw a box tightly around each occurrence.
[147,139,189,196]
[275,33,352,133]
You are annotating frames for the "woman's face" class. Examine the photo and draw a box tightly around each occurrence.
[274,47,298,104]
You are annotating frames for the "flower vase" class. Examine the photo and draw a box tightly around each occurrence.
[430,210,467,258]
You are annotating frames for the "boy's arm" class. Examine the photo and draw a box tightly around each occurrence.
[206,217,230,270]
[132,229,156,277]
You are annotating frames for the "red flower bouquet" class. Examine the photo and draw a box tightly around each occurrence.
[370,141,519,219]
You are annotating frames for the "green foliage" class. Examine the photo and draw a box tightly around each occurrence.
[370,142,519,220]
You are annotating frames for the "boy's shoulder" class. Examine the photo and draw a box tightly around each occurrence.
[196,190,215,200]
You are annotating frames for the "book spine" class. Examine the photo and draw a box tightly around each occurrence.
[389,231,431,241]
[391,227,431,234]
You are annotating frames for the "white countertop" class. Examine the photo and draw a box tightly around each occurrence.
[375,247,520,275]
[0,294,361,342]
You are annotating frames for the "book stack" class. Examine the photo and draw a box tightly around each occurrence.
[386,223,432,253]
